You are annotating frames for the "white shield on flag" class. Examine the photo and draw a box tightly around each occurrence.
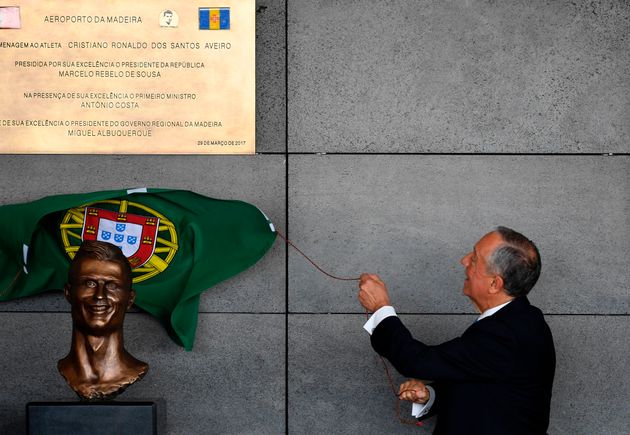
[81,207,160,268]
[97,218,143,257]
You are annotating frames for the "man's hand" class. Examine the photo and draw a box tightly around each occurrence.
[358,273,391,312]
[398,379,430,404]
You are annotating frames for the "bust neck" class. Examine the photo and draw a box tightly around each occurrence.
[58,328,148,400]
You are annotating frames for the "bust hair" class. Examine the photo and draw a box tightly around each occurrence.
[68,240,132,285]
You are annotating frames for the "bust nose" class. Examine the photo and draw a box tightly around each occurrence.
[93,282,106,300]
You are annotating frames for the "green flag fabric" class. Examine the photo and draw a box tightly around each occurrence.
[0,188,277,350]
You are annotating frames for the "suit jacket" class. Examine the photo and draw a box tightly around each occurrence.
[371,296,555,435]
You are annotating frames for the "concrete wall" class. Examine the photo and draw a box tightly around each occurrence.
[1,1,628,433]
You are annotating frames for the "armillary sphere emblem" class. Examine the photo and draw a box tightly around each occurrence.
[60,199,178,283]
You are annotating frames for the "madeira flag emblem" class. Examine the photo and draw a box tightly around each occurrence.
[0,188,276,350]
[199,7,230,30]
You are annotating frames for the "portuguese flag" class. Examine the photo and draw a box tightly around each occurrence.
[0,188,277,350]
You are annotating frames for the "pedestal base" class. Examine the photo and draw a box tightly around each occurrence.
[27,401,163,435]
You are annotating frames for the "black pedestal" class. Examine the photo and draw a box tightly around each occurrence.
[26,401,163,435]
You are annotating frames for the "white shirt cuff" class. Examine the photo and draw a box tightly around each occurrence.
[363,306,397,335]
[411,385,435,418]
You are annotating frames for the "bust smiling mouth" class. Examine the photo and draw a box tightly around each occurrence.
[87,304,112,314]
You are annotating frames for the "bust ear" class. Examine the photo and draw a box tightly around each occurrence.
[63,283,71,302]
[127,289,136,309]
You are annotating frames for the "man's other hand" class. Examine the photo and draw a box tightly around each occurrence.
[399,379,430,404]
[358,273,391,312]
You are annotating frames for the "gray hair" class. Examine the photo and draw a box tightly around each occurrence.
[487,226,541,298]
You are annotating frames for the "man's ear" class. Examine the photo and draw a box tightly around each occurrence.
[489,275,505,294]
[127,289,136,309]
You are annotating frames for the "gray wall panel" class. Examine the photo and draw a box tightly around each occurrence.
[548,315,630,434]
[288,155,629,314]
[0,155,286,313]
[288,314,467,434]
[288,0,630,153]
[289,314,630,434]
[256,0,286,152]
[0,313,285,435]
[0,155,286,205]
[127,313,286,434]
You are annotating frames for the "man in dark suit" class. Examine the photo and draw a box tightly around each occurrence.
[358,227,555,434]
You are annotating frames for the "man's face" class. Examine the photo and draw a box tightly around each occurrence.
[460,231,503,310]
[164,12,172,24]
[65,258,134,336]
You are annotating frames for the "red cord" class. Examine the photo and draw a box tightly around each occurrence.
[276,230,421,426]
[275,229,360,281]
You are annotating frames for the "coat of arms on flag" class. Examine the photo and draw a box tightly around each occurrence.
[60,199,178,283]
[81,207,160,268]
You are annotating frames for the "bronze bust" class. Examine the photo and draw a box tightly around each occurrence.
[58,240,148,400]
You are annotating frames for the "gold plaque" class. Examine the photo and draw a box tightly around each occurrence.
[0,1,255,154]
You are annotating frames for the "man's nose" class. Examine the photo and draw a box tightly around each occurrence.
[461,252,471,266]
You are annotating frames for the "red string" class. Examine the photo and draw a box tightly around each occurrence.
[275,229,421,426]
[275,229,361,281]
[367,309,422,426]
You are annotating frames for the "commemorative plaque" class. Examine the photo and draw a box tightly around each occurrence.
[0,0,255,154]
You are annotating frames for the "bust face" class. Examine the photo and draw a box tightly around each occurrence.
[65,258,135,336]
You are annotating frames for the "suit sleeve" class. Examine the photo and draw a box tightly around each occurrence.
[371,316,517,383]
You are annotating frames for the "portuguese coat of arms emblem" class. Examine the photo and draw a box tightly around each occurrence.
[60,198,178,283]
